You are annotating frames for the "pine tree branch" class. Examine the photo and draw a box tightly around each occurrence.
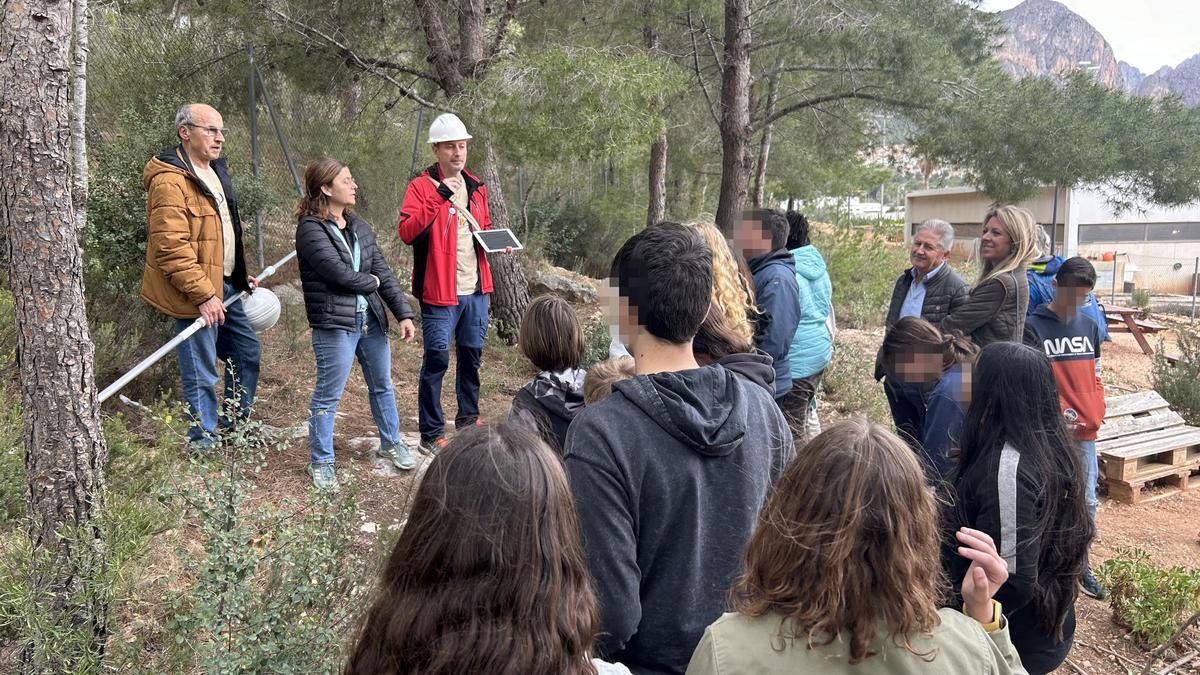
[485,0,519,63]
[265,7,440,108]
[687,6,721,128]
[754,90,925,131]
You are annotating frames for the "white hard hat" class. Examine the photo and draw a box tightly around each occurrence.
[241,288,281,333]
[427,113,472,144]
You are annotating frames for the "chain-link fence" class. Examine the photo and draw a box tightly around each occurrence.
[1079,250,1200,321]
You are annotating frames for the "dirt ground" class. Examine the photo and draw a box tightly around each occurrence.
[230,290,1200,674]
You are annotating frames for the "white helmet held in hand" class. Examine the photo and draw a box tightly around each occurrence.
[427,113,472,144]
[241,288,281,333]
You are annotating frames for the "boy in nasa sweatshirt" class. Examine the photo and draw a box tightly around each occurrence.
[1023,255,1107,599]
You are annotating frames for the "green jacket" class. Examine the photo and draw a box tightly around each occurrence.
[686,608,1027,675]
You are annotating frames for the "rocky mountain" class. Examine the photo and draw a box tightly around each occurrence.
[1133,54,1200,106]
[995,0,1121,88]
[995,0,1200,104]
[1118,61,1144,94]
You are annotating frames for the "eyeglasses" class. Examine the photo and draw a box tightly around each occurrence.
[186,123,229,137]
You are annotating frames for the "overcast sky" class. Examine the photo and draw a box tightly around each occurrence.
[976,0,1200,74]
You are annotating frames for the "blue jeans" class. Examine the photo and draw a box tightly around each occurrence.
[174,280,262,446]
[1079,440,1099,522]
[308,312,401,465]
[418,293,489,441]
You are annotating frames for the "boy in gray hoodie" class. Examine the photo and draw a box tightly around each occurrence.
[564,222,795,675]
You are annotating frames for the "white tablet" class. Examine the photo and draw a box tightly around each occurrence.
[473,228,525,253]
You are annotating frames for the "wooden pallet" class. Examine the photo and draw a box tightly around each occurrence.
[1098,390,1200,504]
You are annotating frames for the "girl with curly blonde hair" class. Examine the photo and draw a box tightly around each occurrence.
[687,221,757,344]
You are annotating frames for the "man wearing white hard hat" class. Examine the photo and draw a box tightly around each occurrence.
[141,103,262,451]
[399,112,505,455]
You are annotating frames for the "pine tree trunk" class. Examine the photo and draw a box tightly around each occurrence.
[715,0,753,233]
[752,126,773,208]
[478,141,529,344]
[0,0,110,669]
[647,135,667,227]
[752,61,781,208]
[644,20,667,227]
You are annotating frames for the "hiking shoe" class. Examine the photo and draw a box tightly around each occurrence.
[377,441,417,471]
[418,437,447,457]
[1080,568,1107,600]
[308,462,340,491]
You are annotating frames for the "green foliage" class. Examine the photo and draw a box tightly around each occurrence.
[1132,288,1151,310]
[581,316,612,371]
[524,192,645,277]
[1152,330,1200,426]
[159,405,369,674]
[821,343,890,425]
[0,408,177,672]
[1095,549,1200,649]
[472,46,686,165]
[0,395,24,524]
[812,226,909,329]
[917,70,1200,209]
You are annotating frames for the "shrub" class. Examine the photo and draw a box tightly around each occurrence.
[0,394,25,524]
[0,405,178,671]
[1095,548,1200,649]
[812,225,910,329]
[581,316,612,370]
[1152,330,1200,426]
[1132,287,1151,310]
[523,196,644,278]
[821,342,890,425]
[158,400,369,674]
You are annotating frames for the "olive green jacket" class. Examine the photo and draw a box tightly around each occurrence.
[686,608,1028,675]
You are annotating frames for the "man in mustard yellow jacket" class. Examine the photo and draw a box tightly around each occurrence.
[141,103,259,449]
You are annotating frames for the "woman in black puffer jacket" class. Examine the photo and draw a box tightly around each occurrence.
[295,156,417,490]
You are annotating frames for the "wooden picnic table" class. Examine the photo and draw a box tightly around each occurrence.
[1102,304,1165,356]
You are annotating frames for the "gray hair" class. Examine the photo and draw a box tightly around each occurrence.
[915,218,955,251]
[174,104,196,135]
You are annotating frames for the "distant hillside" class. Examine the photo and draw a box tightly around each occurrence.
[995,0,1199,104]
[995,0,1121,88]
[1118,61,1144,94]
[1134,54,1200,105]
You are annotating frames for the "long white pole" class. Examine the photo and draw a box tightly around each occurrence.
[97,250,297,403]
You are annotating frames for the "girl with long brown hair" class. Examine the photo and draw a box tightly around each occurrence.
[946,342,1093,675]
[880,316,978,480]
[686,419,1026,675]
[345,422,630,675]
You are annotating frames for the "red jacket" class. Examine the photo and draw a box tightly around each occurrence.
[398,164,494,306]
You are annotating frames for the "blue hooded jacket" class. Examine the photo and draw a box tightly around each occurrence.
[1027,256,1110,342]
[788,246,833,379]
[748,249,800,398]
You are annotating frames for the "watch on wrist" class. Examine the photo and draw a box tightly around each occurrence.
[964,599,1003,633]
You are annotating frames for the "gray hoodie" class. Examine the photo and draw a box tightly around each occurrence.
[564,358,794,675]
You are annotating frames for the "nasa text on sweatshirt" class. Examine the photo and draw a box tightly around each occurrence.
[1023,304,1106,441]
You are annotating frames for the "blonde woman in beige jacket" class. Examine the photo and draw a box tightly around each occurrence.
[686,419,1027,675]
